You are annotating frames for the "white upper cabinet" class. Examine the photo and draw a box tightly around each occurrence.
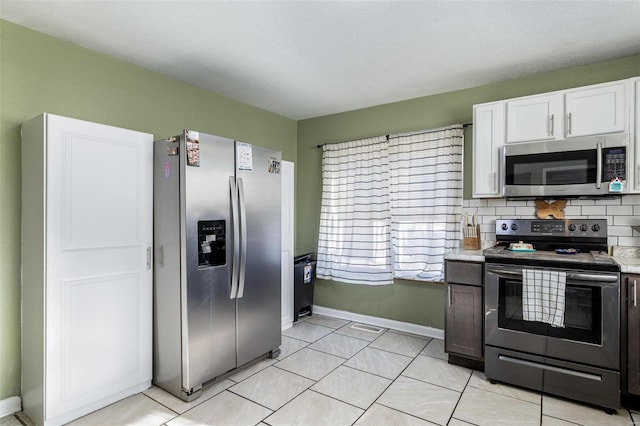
[504,80,628,144]
[506,94,563,143]
[565,82,626,138]
[473,101,505,198]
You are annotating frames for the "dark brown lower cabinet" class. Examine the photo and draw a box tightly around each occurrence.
[625,274,640,396]
[444,260,484,363]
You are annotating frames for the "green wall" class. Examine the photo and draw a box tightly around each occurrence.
[297,55,640,330]
[0,20,297,401]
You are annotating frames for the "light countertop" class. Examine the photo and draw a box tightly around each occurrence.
[444,241,494,263]
[614,257,640,274]
[612,246,640,274]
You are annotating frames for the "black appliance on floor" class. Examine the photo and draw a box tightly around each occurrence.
[294,253,316,322]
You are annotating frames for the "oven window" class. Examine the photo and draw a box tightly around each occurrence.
[498,278,602,344]
[505,150,597,186]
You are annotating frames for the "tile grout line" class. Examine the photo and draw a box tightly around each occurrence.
[139,392,181,419]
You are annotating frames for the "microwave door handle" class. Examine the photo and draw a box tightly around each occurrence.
[596,142,602,189]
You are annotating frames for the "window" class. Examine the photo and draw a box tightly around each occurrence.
[317,126,463,284]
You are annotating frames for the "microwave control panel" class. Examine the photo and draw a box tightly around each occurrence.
[603,147,626,181]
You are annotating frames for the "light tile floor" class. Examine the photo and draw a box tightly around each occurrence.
[2,315,639,426]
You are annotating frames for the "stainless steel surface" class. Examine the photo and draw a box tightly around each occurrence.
[495,218,608,239]
[490,219,613,265]
[484,217,621,409]
[485,265,618,282]
[503,133,627,156]
[153,131,281,402]
[153,136,184,398]
[498,355,602,381]
[503,133,629,197]
[483,247,618,269]
[183,132,237,393]
[230,176,239,299]
[485,262,620,370]
[237,178,247,299]
[485,346,620,410]
[236,143,282,367]
[596,142,603,189]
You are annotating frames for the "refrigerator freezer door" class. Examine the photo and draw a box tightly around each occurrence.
[236,143,282,366]
[183,132,237,391]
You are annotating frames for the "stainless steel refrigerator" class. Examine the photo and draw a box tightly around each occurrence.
[153,130,281,401]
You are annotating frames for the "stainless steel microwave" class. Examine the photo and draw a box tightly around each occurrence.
[503,133,629,197]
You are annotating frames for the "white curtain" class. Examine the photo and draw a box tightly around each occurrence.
[316,135,394,285]
[317,125,463,285]
[388,125,463,281]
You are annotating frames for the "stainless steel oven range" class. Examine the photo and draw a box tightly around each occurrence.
[484,218,621,411]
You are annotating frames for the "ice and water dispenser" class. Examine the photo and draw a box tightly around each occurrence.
[198,220,226,267]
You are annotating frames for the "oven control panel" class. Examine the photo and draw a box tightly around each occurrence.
[496,218,608,238]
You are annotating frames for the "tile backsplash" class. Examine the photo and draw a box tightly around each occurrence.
[462,194,640,248]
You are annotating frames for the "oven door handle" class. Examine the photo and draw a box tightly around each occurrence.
[568,272,618,283]
[487,268,618,283]
[486,268,522,278]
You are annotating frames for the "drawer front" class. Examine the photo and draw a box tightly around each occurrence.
[445,261,483,286]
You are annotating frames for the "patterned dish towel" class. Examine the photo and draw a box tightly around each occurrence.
[522,269,566,327]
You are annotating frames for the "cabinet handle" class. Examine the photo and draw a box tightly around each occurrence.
[549,114,554,136]
[448,285,452,307]
[567,113,572,135]
[634,280,637,308]
[146,246,152,270]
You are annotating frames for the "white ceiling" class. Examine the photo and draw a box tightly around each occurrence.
[1,1,640,120]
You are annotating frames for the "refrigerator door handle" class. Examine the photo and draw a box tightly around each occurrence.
[230,176,240,299]
[237,178,247,298]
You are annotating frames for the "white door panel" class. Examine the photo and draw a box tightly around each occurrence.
[44,115,152,419]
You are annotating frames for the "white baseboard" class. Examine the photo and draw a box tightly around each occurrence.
[281,320,293,331]
[0,396,21,418]
[312,305,444,340]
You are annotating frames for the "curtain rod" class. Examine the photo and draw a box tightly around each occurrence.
[316,122,472,148]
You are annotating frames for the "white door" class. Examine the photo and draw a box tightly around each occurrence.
[506,93,563,143]
[473,102,505,198]
[45,115,153,418]
[281,161,295,330]
[565,82,626,138]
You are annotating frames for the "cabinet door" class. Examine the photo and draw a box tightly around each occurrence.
[445,283,483,359]
[506,94,563,143]
[565,82,626,138]
[473,102,504,197]
[45,115,152,418]
[627,275,640,395]
[632,79,640,193]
